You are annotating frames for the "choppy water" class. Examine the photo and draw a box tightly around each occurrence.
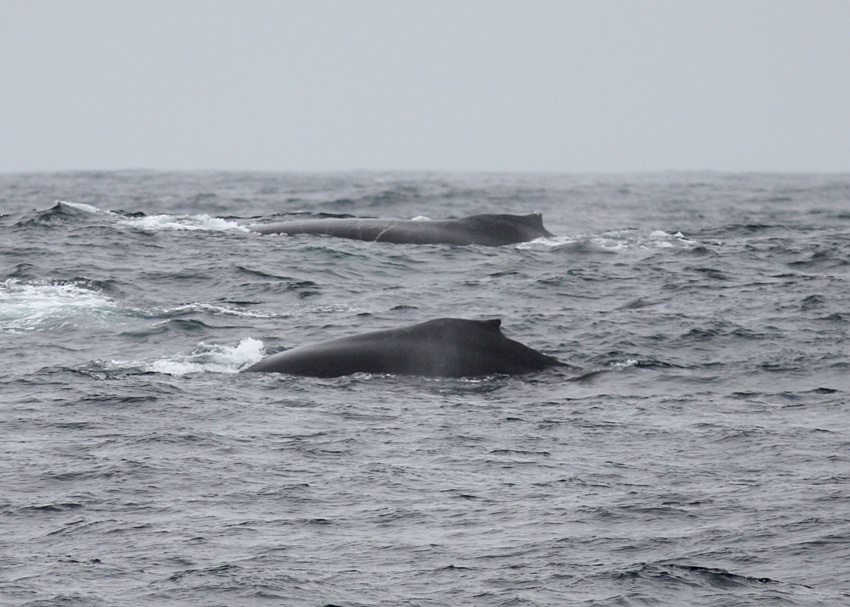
[1,171,849,606]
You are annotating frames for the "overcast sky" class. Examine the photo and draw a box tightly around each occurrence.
[2,1,849,173]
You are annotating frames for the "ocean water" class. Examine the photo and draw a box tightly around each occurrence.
[1,171,849,606]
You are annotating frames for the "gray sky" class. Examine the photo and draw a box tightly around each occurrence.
[3,1,849,173]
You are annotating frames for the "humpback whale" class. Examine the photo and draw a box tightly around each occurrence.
[242,318,565,378]
[250,213,553,246]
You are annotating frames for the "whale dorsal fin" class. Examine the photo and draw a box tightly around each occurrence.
[524,213,545,229]
[477,318,502,332]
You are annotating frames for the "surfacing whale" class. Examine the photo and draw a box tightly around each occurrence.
[242,318,565,378]
[250,213,553,246]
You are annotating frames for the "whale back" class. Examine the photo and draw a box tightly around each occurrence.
[243,318,564,377]
[401,317,562,376]
[250,213,553,246]
[447,213,553,245]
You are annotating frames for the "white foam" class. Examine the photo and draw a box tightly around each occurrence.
[55,200,250,233]
[159,303,275,319]
[649,230,692,248]
[612,359,639,370]
[57,200,116,216]
[520,230,697,251]
[517,235,620,252]
[0,281,279,332]
[0,279,117,331]
[118,214,249,232]
[143,338,265,375]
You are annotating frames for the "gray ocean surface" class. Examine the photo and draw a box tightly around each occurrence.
[1,171,849,606]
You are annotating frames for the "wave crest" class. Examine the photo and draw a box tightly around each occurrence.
[0,279,118,332]
[143,338,265,375]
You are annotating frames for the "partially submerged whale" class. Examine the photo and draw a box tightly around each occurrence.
[250,213,553,246]
[242,318,565,378]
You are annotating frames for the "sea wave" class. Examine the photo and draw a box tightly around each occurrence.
[117,213,249,232]
[56,200,110,215]
[518,229,698,252]
[4,171,850,607]
[0,279,119,332]
[34,200,250,233]
[153,302,275,319]
[116,338,266,375]
[0,279,274,332]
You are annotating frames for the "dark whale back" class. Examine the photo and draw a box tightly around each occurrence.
[444,213,554,246]
[250,213,553,246]
[243,318,564,378]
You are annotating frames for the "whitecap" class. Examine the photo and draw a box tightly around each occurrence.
[118,214,249,232]
[143,338,265,375]
[157,302,276,319]
[612,359,639,370]
[0,279,118,331]
[517,235,621,253]
[56,200,117,216]
[649,229,694,248]
[55,201,249,233]
[522,230,698,252]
